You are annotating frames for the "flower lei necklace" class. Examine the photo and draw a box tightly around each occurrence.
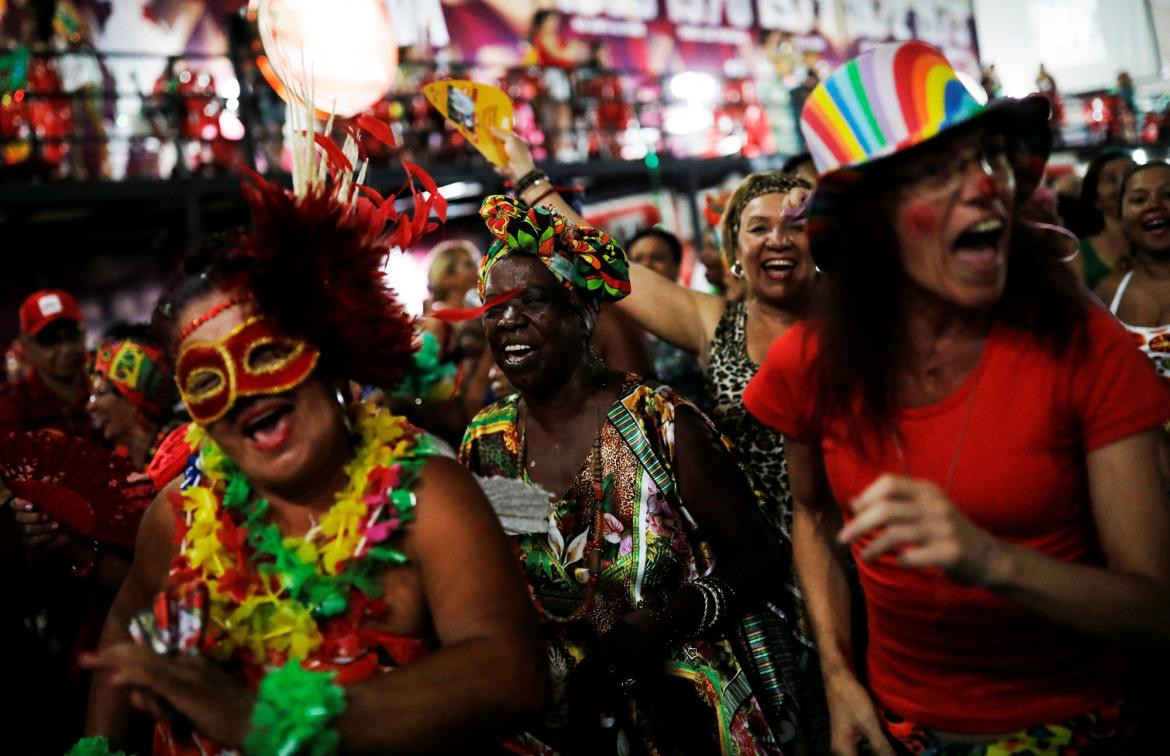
[177,401,429,666]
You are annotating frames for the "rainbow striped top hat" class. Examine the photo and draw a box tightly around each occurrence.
[801,41,989,175]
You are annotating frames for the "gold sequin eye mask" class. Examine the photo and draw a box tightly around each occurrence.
[175,315,319,425]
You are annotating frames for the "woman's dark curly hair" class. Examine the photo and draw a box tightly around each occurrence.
[152,230,246,349]
[809,166,1089,450]
[1073,147,1133,238]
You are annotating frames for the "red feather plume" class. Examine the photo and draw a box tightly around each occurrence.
[226,111,447,390]
[234,180,412,389]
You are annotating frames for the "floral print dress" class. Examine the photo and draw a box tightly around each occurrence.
[460,379,782,755]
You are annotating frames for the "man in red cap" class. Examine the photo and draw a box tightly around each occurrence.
[0,289,91,436]
[0,291,95,751]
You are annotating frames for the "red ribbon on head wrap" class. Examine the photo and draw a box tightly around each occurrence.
[428,288,523,323]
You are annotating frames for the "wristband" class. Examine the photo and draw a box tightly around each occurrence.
[524,186,557,207]
[66,736,128,756]
[244,662,346,756]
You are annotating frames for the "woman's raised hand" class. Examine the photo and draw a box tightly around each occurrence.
[781,185,812,216]
[490,126,537,185]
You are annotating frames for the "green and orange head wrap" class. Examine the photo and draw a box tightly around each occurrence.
[477,195,631,306]
[91,340,173,422]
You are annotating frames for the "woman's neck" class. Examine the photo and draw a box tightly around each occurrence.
[257,433,353,514]
[900,285,993,373]
[125,422,160,470]
[747,294,808,333]
[1134,251,1170,281]
[524,363,611,431]
[440,292,466,309]
[1094,217,1131,261]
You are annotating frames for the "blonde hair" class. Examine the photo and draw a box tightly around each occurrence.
[720,172,813,264]
[426,240,479,299]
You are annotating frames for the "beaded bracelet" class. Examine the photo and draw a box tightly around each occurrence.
[243,662,346,756]
[69,539,102,580]
[512,168,549,198]
[690,575,737,638]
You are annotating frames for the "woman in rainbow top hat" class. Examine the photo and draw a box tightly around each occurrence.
[72,106,548,754]
[744,41,1170,753]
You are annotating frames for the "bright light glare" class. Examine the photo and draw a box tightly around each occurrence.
[383,250,428,316]
[219,110,246,140]
[955,71,988,105]
[663,103,714,135]
[669,72,719,104]
[437,181,483,200]
[220,77,241,100]
[259,0,398,117]
[1132,149,1148,164]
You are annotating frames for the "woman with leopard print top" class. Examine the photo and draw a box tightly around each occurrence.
[615,172,830,746]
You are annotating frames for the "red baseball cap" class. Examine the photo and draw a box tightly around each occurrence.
[19,289,82,336]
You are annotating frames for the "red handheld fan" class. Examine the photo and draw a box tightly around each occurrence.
[0,430,157,547]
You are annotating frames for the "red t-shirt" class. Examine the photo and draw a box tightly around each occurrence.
[743,303,1170,733]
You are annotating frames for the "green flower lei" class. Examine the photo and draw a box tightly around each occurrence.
[188,404,433,622]
[244,662,346,756]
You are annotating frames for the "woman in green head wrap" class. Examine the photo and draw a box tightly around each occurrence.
[461,196,787,754]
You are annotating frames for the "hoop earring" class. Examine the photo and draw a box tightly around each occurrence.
[730,260,744,278]
[335,386,354,436]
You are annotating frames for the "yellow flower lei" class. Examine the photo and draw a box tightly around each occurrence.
[177,402,425,665]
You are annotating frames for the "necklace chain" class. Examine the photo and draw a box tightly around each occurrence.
[891,366,981,493]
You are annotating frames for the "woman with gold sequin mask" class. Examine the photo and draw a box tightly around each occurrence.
[75,149,548,753]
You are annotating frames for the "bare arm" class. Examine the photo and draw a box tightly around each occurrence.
[84,459,549,753]
[842,429,1170,646]
[338,456,549,753]
[786,437,893,756]
[620,263,726,367]
[988,430,1170,643]
[592,306,654,378]
[85,483,179,743]
[786,439,853,679]
[672,406,782,602]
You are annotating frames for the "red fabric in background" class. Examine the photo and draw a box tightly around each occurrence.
[744,303,1170,733]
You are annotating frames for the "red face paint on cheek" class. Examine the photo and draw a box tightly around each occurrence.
[903,201,938,238]
[976,175,998,198]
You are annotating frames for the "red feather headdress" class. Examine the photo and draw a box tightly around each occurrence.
[228,78,446,389]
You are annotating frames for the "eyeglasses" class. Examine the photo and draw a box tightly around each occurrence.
[889,137,1013,198]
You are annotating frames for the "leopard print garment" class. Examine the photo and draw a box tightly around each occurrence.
[703,301,830,743]
[703,301,794,538]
